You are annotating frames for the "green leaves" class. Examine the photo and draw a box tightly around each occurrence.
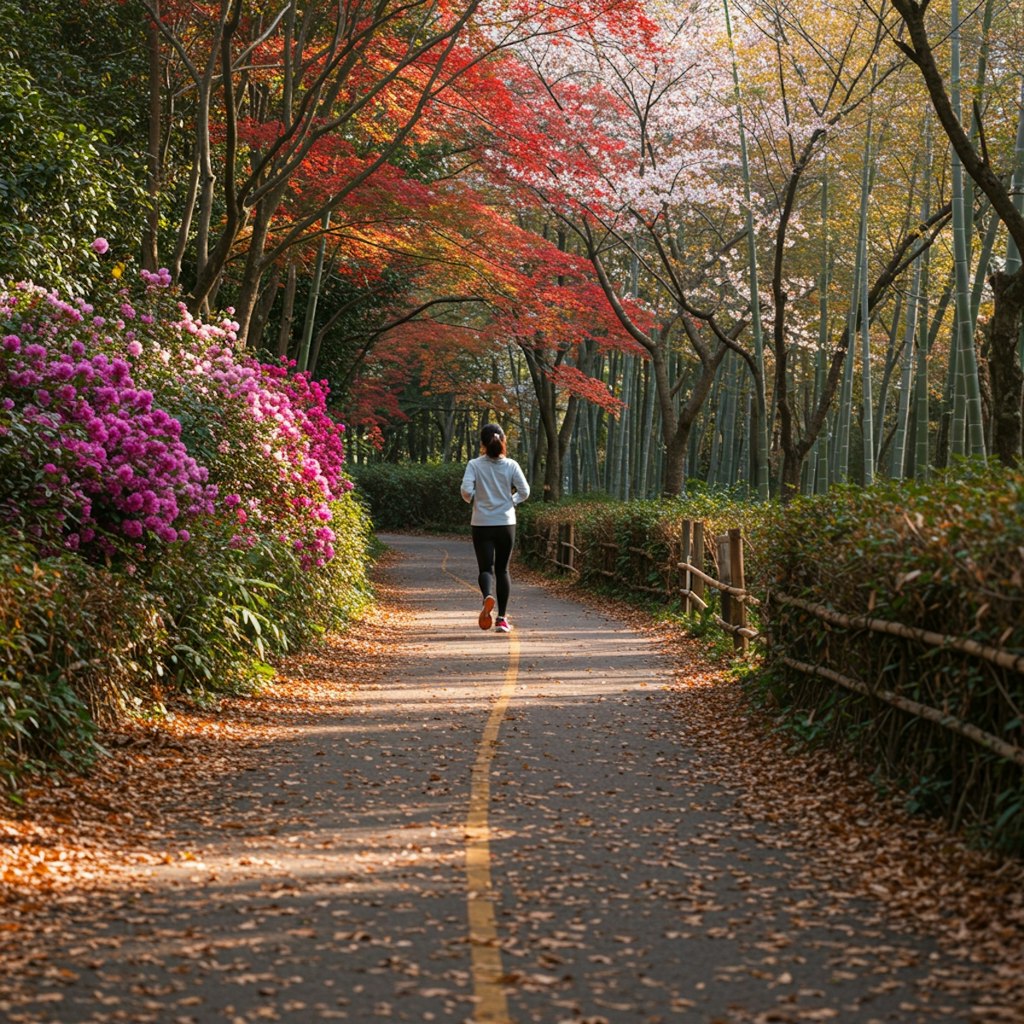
[0,0,150,291]
[0,63,139,289]
[350,462,469,533]
[0,535,161,791]
[761,463,1024,852]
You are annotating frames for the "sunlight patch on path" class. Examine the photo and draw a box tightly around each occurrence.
[441,544,517,1023]
[465,628,518,1023]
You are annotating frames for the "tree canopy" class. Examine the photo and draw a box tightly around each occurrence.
[3,0,1024,497]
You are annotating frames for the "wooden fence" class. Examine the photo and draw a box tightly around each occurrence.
[521,514,1024,773]
[768,590,1024,769]
[523,518,759,653]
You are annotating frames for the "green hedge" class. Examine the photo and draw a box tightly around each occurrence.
[146,490,375,697]
[350,462,470,533]
[517,491,773,601]
[514,469,1024,853]
[0,536,163,789]
[760,464,1024,852]
[1,491,376,790]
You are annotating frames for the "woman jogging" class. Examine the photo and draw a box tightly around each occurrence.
[460,423,530,633]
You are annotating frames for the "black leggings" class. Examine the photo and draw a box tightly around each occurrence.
[471,525,516,617]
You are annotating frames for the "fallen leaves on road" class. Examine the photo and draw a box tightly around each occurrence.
[1,551,1022,1024]
[0,567,404,923]
[523,569,1024,1021]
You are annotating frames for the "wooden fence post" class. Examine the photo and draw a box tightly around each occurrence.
[717,533,732,625]
[556,523,575,574]
[681,520,692,613]
[728,527,748,654]
[692,521,705,612]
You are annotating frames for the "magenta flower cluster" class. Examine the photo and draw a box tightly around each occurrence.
[166,309,351,568]
[0,278,352,569]
[0,285,215,556]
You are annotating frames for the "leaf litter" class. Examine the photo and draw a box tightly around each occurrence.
[0,551,1020,1023]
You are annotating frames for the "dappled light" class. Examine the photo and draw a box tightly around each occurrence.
[3,0,1024,1020]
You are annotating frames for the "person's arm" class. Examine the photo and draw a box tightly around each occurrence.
[460,461,476,504]
[510,461,530,505]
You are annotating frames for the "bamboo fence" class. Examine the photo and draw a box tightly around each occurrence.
[520,514,1024,769]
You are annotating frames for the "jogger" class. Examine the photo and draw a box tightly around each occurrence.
[460,424,529,632]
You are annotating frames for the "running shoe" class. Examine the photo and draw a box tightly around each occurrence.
[495,617,512,633]
[478,595,496,630]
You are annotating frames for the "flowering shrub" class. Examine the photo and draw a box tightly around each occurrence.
[148,323,352,570]
[0,275,354,569]
[0,256,373,780]
[0,284,215,558]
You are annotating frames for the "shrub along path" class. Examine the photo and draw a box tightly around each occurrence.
[1,533,1022,1023]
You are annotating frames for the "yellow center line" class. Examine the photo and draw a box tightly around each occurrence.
[440,547,516,1023]
[466,630,518,1023]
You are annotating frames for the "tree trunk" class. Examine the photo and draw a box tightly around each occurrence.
[662,427,691,496]
[248,266,280,354]
[521,344,562,501]
[277,262,298,358]
[142,11,162,272]
[986,268,1024,464]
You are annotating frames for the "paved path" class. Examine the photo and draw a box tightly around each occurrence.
[3,534,975,1023]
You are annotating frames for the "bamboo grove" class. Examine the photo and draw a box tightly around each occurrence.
[350,0,1024,500]
[3,0,1023,501]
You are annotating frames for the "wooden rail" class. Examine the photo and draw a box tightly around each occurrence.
[679,524,757,652]
[773,591,1024,675]
[525,518,759,653]
[779,656,1024,768]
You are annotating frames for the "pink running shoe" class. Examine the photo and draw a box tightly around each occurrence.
[478,595,496,630]
[495,617,512,633]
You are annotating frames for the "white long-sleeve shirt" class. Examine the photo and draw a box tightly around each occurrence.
[460,455,530,526]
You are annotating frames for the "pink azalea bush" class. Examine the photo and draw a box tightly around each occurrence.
[0,276,354,569]
[150,310,352,570]
[0,257,372,780]
[0,283,215,557]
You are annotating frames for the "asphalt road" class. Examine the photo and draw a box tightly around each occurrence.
[2,533,977,1024]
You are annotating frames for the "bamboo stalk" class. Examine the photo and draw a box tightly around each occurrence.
[722,0,769,500]
[949,0,986,457]
[677,561,761,604]
[813,171,831,494]
[778,656,1024,768]
[1006,79,1024,277]
[772,591,1024,673]
[914,117,933,482]
[858,68,877,485]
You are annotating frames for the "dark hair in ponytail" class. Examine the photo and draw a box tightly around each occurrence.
[480,423,506,458]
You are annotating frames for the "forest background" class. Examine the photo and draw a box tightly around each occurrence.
[2,0,1024,849]
[4,0,1023,502]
